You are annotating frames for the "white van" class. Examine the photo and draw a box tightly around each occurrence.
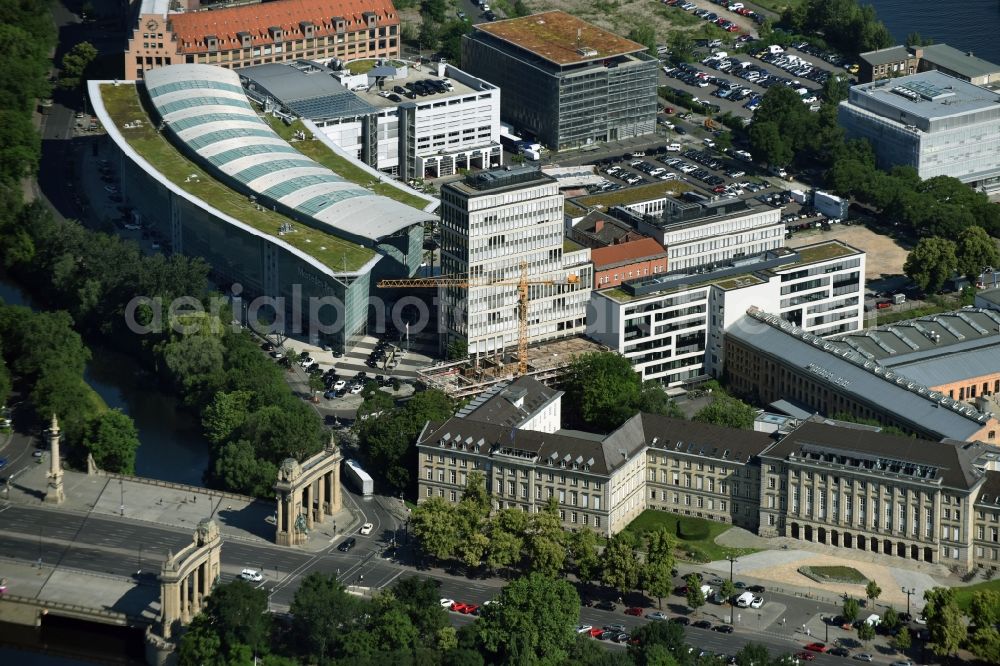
[666,143,682,152]
[768,44,785,55]
[736,591,755,608]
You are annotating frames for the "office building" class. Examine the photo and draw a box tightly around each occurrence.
[725,307,1000,442]
[839,71,1000,190]
[415,376,1000,571]
[859,44,1000,86]
[587,241,866,385]
[126,0,401,80]
[591,238,669,290]
[439,167,592,358]
[91,64,436,351]
[461,11,658,150]
[240,59,501,180]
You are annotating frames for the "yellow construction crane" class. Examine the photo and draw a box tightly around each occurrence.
[378,263,580,376]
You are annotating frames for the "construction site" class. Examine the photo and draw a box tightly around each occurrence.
[415,336,609,399]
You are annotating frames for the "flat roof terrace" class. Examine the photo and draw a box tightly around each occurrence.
[98,82,376,272]
[352,62,486,110]
[473,10,646,67]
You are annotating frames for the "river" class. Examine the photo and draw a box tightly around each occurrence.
[0,277,211,486]
[863,0,1000,65]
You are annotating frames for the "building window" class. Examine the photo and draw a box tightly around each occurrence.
[450,491,457,502]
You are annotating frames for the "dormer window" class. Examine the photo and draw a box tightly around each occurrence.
[205,35,218,51]
[363,11,377,28]
[334,17,346,33]
[237,31,252,48]
[300,21,315,37]
[268,26,283,41]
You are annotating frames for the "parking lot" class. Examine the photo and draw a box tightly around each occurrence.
[785,223,910,281]
[658,36,855,123]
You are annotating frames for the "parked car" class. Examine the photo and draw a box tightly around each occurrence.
[796,652,817,661]
[595,600,617,611]
[804,643,828,653]
[713,624,734,633]
[647,611,669,621]
[625,607,643,616]
[692,620,712,629]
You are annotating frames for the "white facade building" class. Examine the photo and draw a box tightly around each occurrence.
[440,166,593,358]
[241,59,501,181]
[587,241,866,385]
[633,197,785,272]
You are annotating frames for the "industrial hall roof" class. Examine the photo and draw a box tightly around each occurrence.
[473,11,646,67]
[143,64,431,242]
[238,61,378,121]
[168,0,399,54]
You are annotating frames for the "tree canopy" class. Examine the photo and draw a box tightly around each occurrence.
[904,237,958,294]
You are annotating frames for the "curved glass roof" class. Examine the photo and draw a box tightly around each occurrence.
[144,64,430,242]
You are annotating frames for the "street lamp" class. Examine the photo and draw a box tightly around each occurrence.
[726,555,738,625]
[120,479,125,517]
[902,586,916,619]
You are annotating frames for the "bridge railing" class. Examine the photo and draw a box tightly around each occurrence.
[103,472,257,504]
[0,593,153,626]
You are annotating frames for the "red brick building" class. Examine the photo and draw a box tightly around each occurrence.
[591,237,668,289]
[126,0,401,80]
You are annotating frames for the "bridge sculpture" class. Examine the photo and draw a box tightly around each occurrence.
[158,518,221,639]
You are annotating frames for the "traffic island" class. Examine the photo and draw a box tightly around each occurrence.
[798,565,869,585]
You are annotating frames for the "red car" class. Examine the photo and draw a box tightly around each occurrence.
[804,643,828,653]
[876,301,892,309]
[796,652,817,661]
[625,607,643,616]
[461,604,479,615]
[588,627,604,638]
[450,602,469,613]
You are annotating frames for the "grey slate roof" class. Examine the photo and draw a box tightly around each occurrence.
[860,46,913,67]
[455,376,562,428]
[728,310,991,441]
[921,43,1000,79]
[641,413,775,463]
[764,419,987,491]
[977,470,1000,508]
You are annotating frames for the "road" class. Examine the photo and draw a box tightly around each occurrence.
[0,497,891,662]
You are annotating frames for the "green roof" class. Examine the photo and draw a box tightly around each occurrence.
[100,83,375,272]
[260,113,431,210]
[574,180,690,210]
[780,241,859,269]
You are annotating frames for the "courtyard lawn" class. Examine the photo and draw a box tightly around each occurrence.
[952,578,1000,613]
[623,510,759,562]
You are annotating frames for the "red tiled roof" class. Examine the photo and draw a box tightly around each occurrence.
[170,0,399,53]
[591,237,667,269]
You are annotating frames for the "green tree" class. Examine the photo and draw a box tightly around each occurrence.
[749,121,793,168]
[240,401,323,462]
[391,576,449,638]
[955,225,1000,283]
[526,497,565,576]
[637,382,684,418]
[176,615,223,666]
[569,528,601,590]
[0,354,10,411]
[720,579,736,603]
[289,572,360,663]
[455,473,491,569]
[922,587,965,658]
[629,620,687,665]
[693,395,756,430]
[667,30,694,63]
[734,643,770,666]
[628,25,658,58]
[685,573,705,612]
[512,0,530,17]
[212,439,279,497]
[857,620,876,644]
[410,495,458,561]
[881,606,899,632]
[894,626,912,651]
[865,580,882,606]
[904,237,958,293]
[202,390,252,447]
[969,626,1000,664]
[81,409,140,474]
[446,338,468,360]
[602,532,641,602]
[563,352,643,432]
[969,590,1000,628]
[644,528,676,609]
[486,508,526,573]
[842,597,860,623]
[202,580,270,659]
[477,573,580,666]
[438,20,472,62]
[905,31,933,47]
[58,41,97,91]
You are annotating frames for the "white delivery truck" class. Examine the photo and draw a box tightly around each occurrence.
[736,591,755,608]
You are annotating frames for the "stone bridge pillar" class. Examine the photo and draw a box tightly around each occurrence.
[159,518,221,639]
[273,439,342,546]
